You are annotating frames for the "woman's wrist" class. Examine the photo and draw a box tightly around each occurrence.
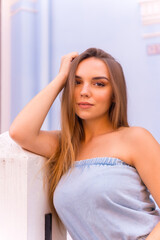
[51,73,67,92]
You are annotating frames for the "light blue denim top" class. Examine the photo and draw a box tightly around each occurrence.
[53,157,160,240]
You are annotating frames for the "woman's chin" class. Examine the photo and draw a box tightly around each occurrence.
[76,113,97,121]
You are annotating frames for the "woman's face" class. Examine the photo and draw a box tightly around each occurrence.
[74,57,114,121]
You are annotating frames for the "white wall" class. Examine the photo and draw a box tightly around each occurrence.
[0,132,67,240]
[0,0,11,133]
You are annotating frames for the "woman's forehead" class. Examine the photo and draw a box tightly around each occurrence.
[75,57,109,77]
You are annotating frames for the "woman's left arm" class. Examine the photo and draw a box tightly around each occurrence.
[131,127,160,240]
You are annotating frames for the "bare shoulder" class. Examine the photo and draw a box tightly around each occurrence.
[122,126,160,166]
[123,126,156,143]
[121,126,159,150]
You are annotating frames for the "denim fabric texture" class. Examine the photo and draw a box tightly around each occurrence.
[53,157,160,240]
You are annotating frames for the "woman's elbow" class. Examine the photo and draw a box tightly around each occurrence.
[9,125,24,143]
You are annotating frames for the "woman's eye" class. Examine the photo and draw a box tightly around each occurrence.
[94,82,105,87]
[75,80,81,85]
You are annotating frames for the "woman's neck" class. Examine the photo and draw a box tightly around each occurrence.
[82,117,115,144]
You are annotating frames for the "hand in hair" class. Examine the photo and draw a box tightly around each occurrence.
[59,52,79,84]
[9,51,78,159]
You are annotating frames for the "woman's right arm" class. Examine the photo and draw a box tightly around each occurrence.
[9,52,78,158]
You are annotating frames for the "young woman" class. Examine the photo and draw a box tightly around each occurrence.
[9,48,160,240]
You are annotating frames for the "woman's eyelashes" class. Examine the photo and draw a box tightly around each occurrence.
[94,82,105,87]
[75,80,81,85]
[75,80,106,87]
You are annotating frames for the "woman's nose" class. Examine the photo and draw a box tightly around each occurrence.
[80,83,91,97]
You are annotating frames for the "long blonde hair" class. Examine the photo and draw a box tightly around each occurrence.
[43,48,129,229]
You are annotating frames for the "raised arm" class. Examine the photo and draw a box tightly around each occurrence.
[9,52,78,158]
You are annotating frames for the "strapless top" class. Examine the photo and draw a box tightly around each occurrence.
[53,157,160,240]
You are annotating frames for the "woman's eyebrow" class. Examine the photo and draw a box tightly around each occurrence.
[75,75,82,79]
[75,75,109,81]
[92,76,109,81]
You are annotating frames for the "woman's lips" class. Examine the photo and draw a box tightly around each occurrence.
[78,103,94,109]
